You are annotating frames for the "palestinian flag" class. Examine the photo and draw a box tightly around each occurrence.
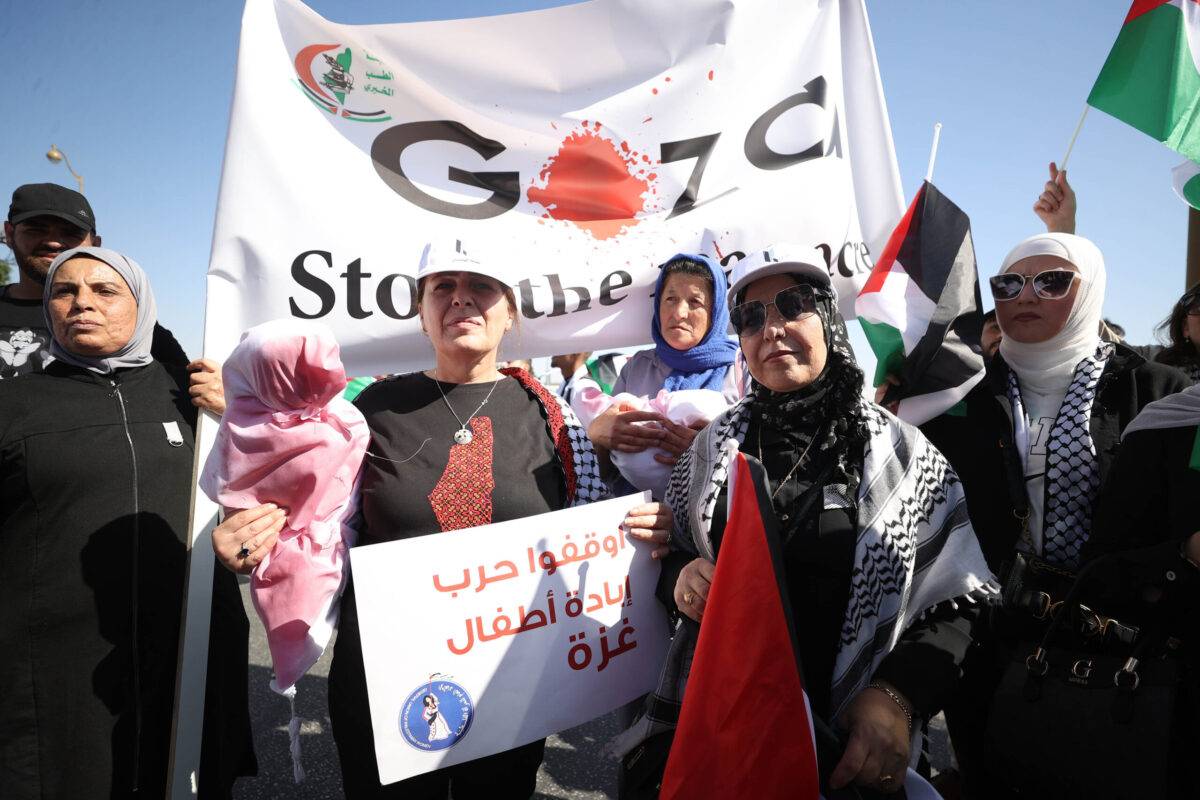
[660,452,821,800]
[855,181,985,426]
[1173,159,1200,208]
[1088,0,1200,161]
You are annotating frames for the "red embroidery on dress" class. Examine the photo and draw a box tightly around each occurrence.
[428,417,495,532]
[500,367,578,502]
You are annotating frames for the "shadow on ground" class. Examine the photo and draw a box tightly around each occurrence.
[232,584,624,800]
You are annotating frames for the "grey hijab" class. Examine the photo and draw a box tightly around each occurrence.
[1122,384,1200,438]
[42,246,157,374]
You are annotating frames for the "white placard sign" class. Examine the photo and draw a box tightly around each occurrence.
[204,0,904,375]
[349,492,668,785]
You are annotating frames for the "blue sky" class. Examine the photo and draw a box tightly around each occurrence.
[1,0,1187,357]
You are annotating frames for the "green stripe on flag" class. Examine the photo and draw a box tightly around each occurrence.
[858,317,906,387]
[1088,3,1200,161]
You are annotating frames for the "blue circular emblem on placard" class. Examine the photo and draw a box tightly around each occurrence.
[399,679,474,751]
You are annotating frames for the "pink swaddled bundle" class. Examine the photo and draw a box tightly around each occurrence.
[201,319,369,695]
[609,388,730,498]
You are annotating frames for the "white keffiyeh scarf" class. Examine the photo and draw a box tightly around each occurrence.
[612,398,997,758]
[1006,342,1113,569]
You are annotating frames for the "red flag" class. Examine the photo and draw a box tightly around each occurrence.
[660,452,820,800]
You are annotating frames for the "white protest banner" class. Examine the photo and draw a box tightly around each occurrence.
[204,0,904,375]
[175,1,904,790]
[348,492,667,785]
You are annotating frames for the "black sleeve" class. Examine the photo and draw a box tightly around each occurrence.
[1086,428,1200,608]
[150,323,191,371]
[1087,428,1169,559]
[871,598,980,719]
[656,484,726,613]
[655,549,691,613]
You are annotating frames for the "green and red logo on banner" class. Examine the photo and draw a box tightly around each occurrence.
[294,43,393,122]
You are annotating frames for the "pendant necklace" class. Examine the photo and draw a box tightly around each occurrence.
[433,374,502,445]
[758,424,819,501]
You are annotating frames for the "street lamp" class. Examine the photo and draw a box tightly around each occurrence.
[46,144,84,193]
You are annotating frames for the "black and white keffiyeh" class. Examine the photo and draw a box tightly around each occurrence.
[558,394,609,507]
[613,398,997,756]
[1006,342,1113,569]
[501,366,608,507]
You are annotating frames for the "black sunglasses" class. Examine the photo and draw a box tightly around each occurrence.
[988,269,1078,302]
[730,285,823,336]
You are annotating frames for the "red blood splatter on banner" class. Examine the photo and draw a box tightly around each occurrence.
[527,126,655,240]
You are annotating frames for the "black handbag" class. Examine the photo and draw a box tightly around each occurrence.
[982,554,1182,799]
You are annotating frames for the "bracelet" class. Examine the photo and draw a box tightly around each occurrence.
[868,681,913,732]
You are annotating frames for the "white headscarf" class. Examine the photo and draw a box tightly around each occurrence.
[997,233,1106,394]
[42,246,158,374]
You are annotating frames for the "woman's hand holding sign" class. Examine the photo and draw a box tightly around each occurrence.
[621,502,673,559]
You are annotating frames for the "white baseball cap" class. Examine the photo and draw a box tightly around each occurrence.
[727,243,834,307]
[416,239,513,287]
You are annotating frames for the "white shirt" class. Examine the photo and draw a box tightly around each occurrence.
[1017,385,1068,556]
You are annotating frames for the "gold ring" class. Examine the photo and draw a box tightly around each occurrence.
[683,591,695,605]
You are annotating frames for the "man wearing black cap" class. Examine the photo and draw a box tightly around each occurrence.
[2,183,225,412]
[0,184,96,376]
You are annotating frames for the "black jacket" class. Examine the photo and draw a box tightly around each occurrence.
[1086,423,1200,641]
[0,361,254,799]
[922,343,1186,572]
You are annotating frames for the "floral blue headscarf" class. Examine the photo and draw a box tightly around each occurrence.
[650,253,738,392]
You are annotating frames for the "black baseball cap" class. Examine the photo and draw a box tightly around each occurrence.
[7,183,96,232]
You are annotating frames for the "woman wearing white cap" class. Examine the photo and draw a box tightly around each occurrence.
[619,245,994,795]
[211,240,674,799]
[921,233,1185,795]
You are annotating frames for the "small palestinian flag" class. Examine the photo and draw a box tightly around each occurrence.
[1173,160,1200,209]
[855,181,985,426]
[1088,0,1200,161]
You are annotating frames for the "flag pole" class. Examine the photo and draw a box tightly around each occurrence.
[1187,208,1200,288]
[1060,106,1089,171]
[924,122,943,183]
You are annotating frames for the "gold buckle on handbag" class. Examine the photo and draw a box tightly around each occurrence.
[1029,591,1053,619]
[1076,604,1140,644]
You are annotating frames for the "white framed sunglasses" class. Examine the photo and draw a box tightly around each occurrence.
[988,269,1079,302]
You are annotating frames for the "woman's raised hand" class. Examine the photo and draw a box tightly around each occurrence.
[587,404,668,453]
[829,682,913,793]
[673,557,715,622]
[1033,161,1076,235]
[212,503,287,575]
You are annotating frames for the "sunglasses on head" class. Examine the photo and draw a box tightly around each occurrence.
[988,269,1078,302]
[730,285,823,336]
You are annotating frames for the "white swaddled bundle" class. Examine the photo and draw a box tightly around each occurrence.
[610,389,730,498]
